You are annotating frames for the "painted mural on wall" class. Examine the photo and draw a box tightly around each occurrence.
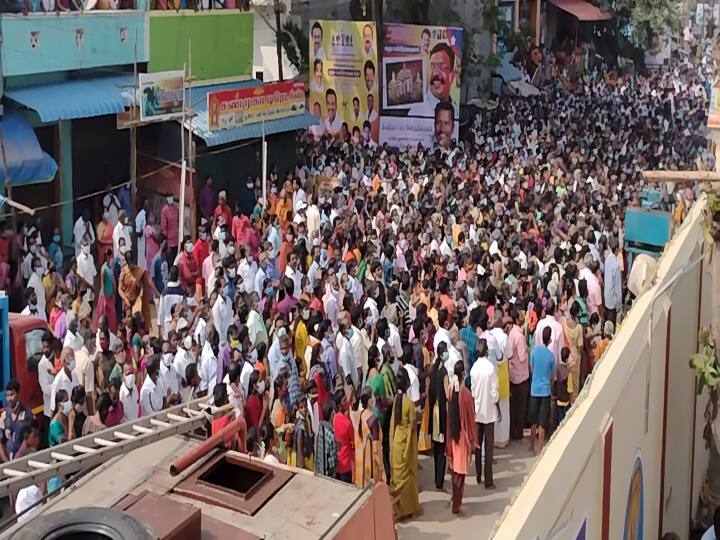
[623,451,644,540]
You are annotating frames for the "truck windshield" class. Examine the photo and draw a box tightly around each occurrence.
[25,329,45,371]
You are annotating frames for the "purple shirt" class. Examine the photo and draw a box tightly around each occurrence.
[53,311,68,340]
[217,342,232,383]
[199,185,214,219]
[276,295,298,317]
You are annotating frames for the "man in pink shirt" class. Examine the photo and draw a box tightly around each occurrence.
[504,311,529,441]
[578,254,602,316]
[160,193,179,263]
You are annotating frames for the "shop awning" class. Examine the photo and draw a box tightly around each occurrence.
[186,80,319,147]
[547,0,611,21]
[0,108,57,186]
[4,74,134,123]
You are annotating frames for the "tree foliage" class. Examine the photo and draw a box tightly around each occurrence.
[278,19,308,75]
[598,0,683,47]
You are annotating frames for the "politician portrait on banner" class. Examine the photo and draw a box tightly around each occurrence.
[380,23,462,149]
[307,20,379,144]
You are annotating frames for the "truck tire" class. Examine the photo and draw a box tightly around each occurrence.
[15,507,154,540]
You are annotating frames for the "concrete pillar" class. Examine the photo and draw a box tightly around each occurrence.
[59,119,73,251]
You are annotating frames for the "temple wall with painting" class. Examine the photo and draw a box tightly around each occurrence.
[492,196,713,540]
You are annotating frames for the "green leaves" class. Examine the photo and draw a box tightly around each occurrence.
[599,0,683,48]
[690,328,719,394]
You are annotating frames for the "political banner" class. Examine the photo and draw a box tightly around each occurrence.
[379,23,462,149]
[308,20,380,143]
[139,71,185,122]
[207,81,306,132]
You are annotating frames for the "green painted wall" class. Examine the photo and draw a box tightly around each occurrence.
[148,11,253,81]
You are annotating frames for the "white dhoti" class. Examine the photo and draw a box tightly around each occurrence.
[494,398,510,448]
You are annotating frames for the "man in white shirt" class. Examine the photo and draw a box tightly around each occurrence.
[285,252,303,298]
[135,201,148,270]
[119,363,139,422]
[470,339,498,488]
[212,293,233,346]
[141,357,166,416]
[73,211,95,258]
[336,323,359,389]
[20,288,46,322]
[26,262,46,318]
[173,335,195,383]
[76,241,97,294]
[50,348,79,413]
[198,339,218,400]
[350,314,369,384]
[159,344,181,400]
[157,267,186,340]
[73,331,96,410]
[477,312,502,366]
[238,249,258,295]
[102,187,121,228]
[402,355,420,405]
[305,196,321,242]
[37,336,55,420]
[324,89,342,137]
[112,211,132,259]
[365,94,379,124]
[533,300,564,366]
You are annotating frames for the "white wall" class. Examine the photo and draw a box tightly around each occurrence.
[491,196,713,540]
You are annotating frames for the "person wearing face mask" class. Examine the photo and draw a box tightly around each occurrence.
[178,235,200,290]
[244,370,268,432]
[76,240,97,300]
[26,257,46,318]
[160,193,179,263]
[157,266,186,340]
[337,320,359,390]
[46,388,70,491]
[199,328,219,400]
[174,334,196,383]
[213,191,233,234]
[47,228,63,271]
[113,210,132,261]
[102,379,125,429]
[158,342,180,404]
[192,225,210,271]
[20,287,47,322]
[49,347,79,415]
[141,356,167,416]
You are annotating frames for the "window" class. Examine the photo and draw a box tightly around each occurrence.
[173,453,293,515]
[25,328,45,371]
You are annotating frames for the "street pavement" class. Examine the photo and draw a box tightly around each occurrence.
[397,438,535,540]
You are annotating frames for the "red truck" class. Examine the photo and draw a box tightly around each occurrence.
[0,294,51,414]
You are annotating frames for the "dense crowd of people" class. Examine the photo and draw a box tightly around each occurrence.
[0,53,710,520]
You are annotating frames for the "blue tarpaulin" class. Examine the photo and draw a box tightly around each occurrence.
[4,75,134,123]
[0,108,57,186]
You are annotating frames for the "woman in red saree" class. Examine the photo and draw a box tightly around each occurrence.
[446,361,477,515]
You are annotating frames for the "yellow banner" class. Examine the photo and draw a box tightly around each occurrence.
[308,20,379,144]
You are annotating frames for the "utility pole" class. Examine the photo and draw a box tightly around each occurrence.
[274,0,284,81]
[130,29,138,217]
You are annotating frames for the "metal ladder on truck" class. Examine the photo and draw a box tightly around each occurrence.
[0,397,230,499]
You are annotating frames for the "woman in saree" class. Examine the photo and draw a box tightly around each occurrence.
[96,212,113,259]
[563,301,584,402]
[117,252,159,333]
[446,361,477,515]
[352,386,385,488]
[389,369,420,520]
[93,249,117,333]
